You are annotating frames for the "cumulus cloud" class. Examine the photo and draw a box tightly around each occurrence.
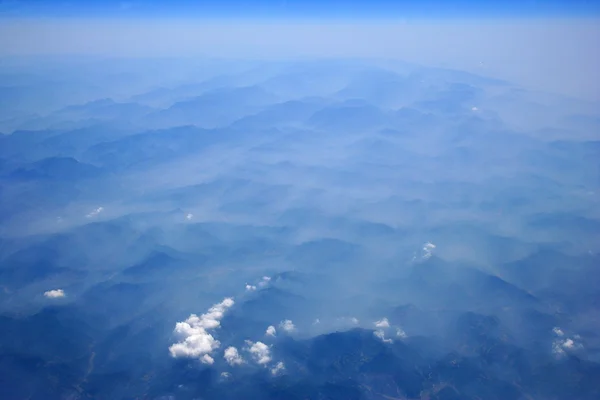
[279,319,296,332]
[265,325,277,337]
[271,361,285,375]
[375,318,390,329]
[374,329,393,343]
[224,346,244,366]
[245,284,257,291]
[86,206,104,218]
[246,341,272,365]
[44,289,65,298]
[413,242,436,261]
[396,327,408,339]
[185,213,193,220]
[169,297,234,361]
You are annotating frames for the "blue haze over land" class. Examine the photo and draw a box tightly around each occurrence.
[0,1,599,399]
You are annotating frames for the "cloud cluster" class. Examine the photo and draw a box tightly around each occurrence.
[43,289,66,298]
[246,341,272,364]
[413,242,436,262]
[245,284,257,291]
[224,346,244,366]
[552,326,583,356]
[169,297,235,362]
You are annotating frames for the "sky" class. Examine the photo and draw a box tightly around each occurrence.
[0,0,599,100]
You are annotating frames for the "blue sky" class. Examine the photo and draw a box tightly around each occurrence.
[2,0,600,19]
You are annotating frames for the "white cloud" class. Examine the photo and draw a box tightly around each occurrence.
[246,341,272,365]
[351,317,359,325]
[553,327,565,337]
[220,371,232,380]
[201,354,215,365]
[396,327,408,339]
[169,297,235,360]
[313,318,321,325]
[374,318,390,329]
[186,213,194,220]
[266,325,277,337]
[271,361,285,375]
[279,319,296,332]
[258,276,271,288]
[374,329,393,344]
[471,106,479,111]
[44,289,65,298]
[551,327,583,357]
[86,206,104,218]
[224,346,244,366]
[245,284,257,291]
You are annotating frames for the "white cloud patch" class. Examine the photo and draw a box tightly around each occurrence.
[471,106,479,111]
[374,329,393,343]
[270,361,285,375]
[375,318,390,329]
[169,297,234,361]
[224,346,244,366]
[552,327,583,357]
[44,289,65,298]
[313,318,321,325]
[220,371,232,380]
[265,325,277,337]
[396,327,408,339]
[86,206,104,218]
[245,284,257,291]
[279,319,296,332]
[246,341,272,365]
[185,213,194,220]
[413,241,436,261]
[553,327,564,337]
[351,317,359,325]
[258,276,271,288]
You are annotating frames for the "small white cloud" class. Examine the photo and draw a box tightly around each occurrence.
[224,346,244,366]
[186,213,194,220]
[220,371,232,380]
[44,289,65,298]
[396,327,408,339]
[245,284,257,291]
[266,325,277,337]
[201,354,215,365]
[374,329,393,344]
[279,319,296,332]
[270,361,285,375]
[169,297,235,360]
[313,318,321,325]
[246,341,272,365]
[86,207,104,218]
[375,318,390,329]
[553,327,565,337]
[471,106,479,112]
[258,276,271,288]
[351,317,359,325]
